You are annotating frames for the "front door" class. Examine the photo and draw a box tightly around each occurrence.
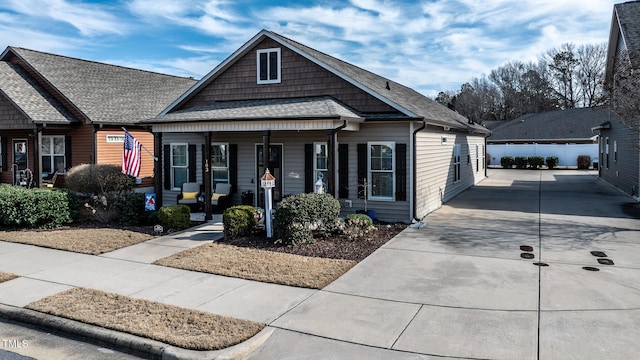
[256,144,282,207]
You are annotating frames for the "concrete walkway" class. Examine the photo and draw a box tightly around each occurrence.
[0,169,639,359]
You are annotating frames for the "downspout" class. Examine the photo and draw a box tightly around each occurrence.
[327,119,348,197]
[412,119,427,223]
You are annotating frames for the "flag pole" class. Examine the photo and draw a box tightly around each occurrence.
[122,127,158,161]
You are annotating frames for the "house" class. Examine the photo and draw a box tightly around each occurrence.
[486,107,608,167]
[145,30,489,222]
[0,47,197,188]
[598,0,640,199]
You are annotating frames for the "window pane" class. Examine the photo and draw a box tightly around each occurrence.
[259,52,268,81]
[269,51,278,80]
[41,137,51,155]
[213,168,229,184]
[54,137,65,155]
[211,144,227,167]
[173,168,188,189]
[41,156,52,173]
[371,172,393,197]
[54,156,65,172]
[172,145,187,166]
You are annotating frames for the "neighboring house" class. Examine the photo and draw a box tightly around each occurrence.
[0,47,196,188]
[145,30,489,222]
[599,1,640,199]
[486,107,608,167]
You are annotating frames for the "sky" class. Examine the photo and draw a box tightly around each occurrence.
[0,0,621,97]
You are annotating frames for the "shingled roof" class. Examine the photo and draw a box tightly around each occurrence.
[605,1,640,84]
[160,30,488,134]
[488,107,612,143]
[1,47,197,125]
[0,62,75,124]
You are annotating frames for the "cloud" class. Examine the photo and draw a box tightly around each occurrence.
[1,0,127,36]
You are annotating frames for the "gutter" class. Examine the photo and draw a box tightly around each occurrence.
[412,119,427,224]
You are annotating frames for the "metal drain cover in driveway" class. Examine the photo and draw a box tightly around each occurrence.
[597,258,614,265]
[520,245,534,252]
[521,253,535,259]
[590,251,607,257]
[583,266,600,272]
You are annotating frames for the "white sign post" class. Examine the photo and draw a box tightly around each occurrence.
[260,168,276,238]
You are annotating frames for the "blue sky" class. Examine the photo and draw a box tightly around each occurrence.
[0,0,619,96]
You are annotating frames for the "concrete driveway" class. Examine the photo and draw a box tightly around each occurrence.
[250,169,640,359]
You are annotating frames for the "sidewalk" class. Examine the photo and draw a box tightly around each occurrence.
[1,169,640,359]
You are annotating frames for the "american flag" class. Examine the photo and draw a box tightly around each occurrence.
[122,130,141,177]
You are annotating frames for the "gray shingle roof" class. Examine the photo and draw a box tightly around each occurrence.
[487,107,612,143]
[147,96,362,122]
[269,31,487,134]
[5,47,197,124]
[615,1,640,67]
[0,62,75,124]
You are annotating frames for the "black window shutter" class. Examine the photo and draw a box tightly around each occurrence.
[304,143,313,193]
[395,143,407,201]
[63,135,72,171]
[229,144,237,193]
[163,144,170,190]
[338,143,349,198]
[357,143,367,199]
[188,144,196,183]
[0,137,6,171]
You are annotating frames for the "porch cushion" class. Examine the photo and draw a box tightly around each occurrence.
[211,193,225,201]
[182,191,198,200]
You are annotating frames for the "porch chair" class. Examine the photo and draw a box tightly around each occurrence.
[177,182,202,211]
[211,183,232,213]
[42,171,58,188]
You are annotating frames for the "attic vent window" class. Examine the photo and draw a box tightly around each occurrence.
[257,48,281,84]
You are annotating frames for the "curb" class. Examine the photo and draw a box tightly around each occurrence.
[0,303,274,359]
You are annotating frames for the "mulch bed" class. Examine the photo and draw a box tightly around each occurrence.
[220,223,407,261]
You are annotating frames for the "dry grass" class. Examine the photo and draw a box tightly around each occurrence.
[154,243,358,289]
[0,271,18,283]
[26,288,264,351]
[0,228,153,255]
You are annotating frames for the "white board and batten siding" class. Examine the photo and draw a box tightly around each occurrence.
[415,129,486,220]
[487,143,598,167]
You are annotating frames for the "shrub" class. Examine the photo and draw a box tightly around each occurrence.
[546,156,559,169]
[527,156,545,169]
[500,156,514,169]
[0,185,72,228]
[114,192,147,226]
[65,164,136,195]
[339,213,375,240]
[156,205,191,232]
[53,188,81,222]
[514,156,528,169]
[577,155,591,169]
[273,193,341,246]
[223,205,259,239]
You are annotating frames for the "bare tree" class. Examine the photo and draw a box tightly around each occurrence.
[542,43,579,109]
[575,43,607,107]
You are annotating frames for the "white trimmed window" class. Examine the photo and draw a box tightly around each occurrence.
[453,144,461,182]
[211,143,229,187]
[481,144,485,170]
[171,143,188,190]
[41,136,65,174]
[605,137,609,168]
[314,142,328,189]
[257,48,281,84]
[614,140,618,162]
[368,142,395,200]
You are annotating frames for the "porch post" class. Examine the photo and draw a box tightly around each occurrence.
[154,132,163,208]
[262,130,271,209]
[33,126,41,188]
[203,132,212,220]
[325,129,336,196]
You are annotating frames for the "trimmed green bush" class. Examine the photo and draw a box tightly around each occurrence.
[546,156,559,169]
[0,185,73,228]
[528,156,545,169]
[223,205,259,239]
[114,192,147,226]
[500,156,514,169]
[273,193,341,246]
[514,156,528,169]
[339,213,375,240]
[577,155,591,169]
[156,205,191,232]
